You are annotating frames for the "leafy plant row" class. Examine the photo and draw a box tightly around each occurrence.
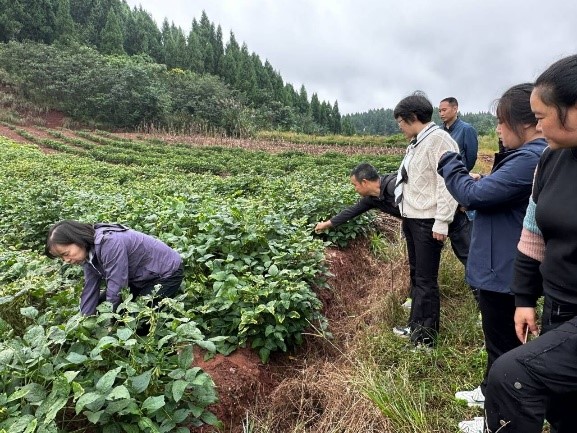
[0,135,401,432]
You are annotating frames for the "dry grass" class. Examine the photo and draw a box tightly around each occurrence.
[247,363,391,433]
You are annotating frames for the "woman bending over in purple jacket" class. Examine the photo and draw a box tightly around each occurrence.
[45,220,183,315]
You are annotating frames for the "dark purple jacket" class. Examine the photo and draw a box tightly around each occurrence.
[80,224,182,315]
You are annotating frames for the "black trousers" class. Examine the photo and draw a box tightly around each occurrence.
[485,299,577,433]
[478,289,521,394]
[448,210,478,303]
[129,264,184,303]
[403,218,444,346]
[448,209,470,267]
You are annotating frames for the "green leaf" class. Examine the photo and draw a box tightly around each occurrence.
[105,398,132,414]
[130,369,152,393]
[86,410,103,424]
[103,423,121,433]
[8,387,30,402]
[43,397,68,424]
[0,348,15,364]
[200,410,220,426]
[72,382,85,400]
[96,367,121,394]
[20,306,38,318]
[6,415,36,432]
[23,418,38,433]
[194,340,216,353]
[184,367,202,382]
[259,347,271,363]
[138,416,160,433]
[172,380,188,402]
[120,423,140,433]
[23,325,45,347]
[20,383,46,403]
[107,385,130,400]
[178,345,194,369]
[116,327,133,341]
[142,395,165,414]
[76,391,104,414]
[171,409,190,423]
[64,371,80,383]
[268,264,279,276]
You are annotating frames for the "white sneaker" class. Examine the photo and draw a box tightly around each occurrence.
[392,326,411,338]
[410,342,433,353]
[458,416,485,433]
[455,386,485,408]
[401,297,412,310]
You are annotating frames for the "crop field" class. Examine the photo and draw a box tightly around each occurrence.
[0,119,422,432]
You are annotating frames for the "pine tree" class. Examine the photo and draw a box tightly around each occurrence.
[186,29,204,73]
[297,85,309,115]
[331,101,342,134]
[221,31,240,86]
[54,0,76,44]
[100,8,125,55]
[310,93,320,123]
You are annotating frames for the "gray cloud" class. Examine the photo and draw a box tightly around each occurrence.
[125,0,577,114]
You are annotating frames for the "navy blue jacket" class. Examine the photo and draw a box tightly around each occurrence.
[437,138,547,293]
[443,118,478,171]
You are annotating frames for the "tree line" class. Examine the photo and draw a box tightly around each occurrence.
[0,0,494,136]
[344,108,497,136]
[0,0,343,135]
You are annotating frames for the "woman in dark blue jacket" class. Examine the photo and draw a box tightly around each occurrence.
[437,83,547,429]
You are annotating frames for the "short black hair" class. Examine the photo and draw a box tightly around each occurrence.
[393,91,433,124]
[350,163,379,182]
[45,220,95,258]
[440,97,458,107]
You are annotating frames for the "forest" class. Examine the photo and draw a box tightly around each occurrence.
[0,0,496,136]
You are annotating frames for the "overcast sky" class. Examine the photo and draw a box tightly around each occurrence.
[125,0,577,115]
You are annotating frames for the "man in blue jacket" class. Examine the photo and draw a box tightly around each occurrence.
[439,97,478,171]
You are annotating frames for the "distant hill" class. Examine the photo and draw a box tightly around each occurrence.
[343,108,497,136]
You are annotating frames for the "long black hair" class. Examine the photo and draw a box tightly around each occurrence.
[493,83,536,139]
[45,220,95,258]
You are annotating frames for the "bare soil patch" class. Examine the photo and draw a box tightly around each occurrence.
[0,109,67,153]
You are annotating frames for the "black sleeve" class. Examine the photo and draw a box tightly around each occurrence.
[512,251,543,307]
[329,197,374,228]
